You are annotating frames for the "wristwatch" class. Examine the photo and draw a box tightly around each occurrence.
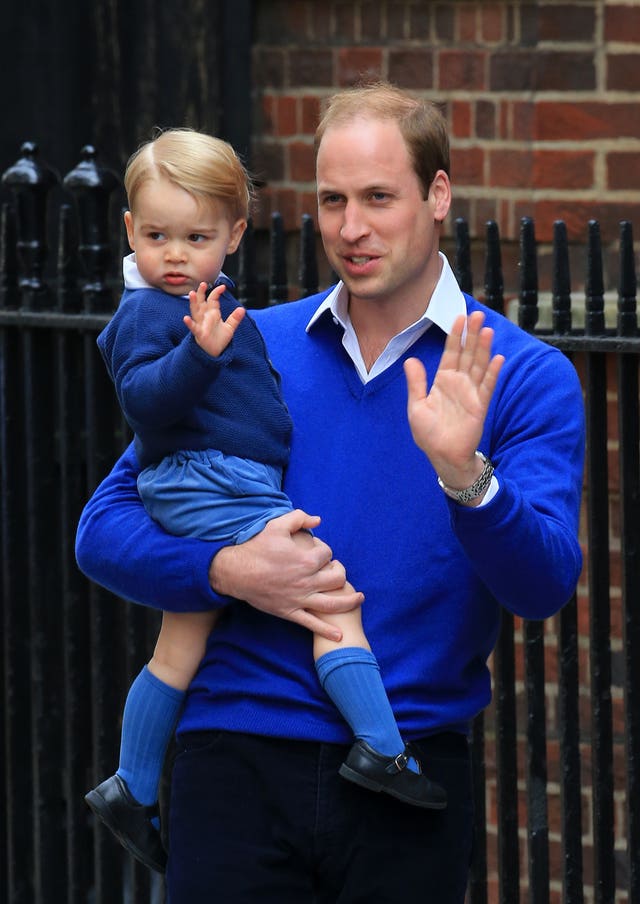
[437,451,494,505]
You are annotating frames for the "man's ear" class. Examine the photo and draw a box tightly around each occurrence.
[428,170,452,223]
[124,210,135,251]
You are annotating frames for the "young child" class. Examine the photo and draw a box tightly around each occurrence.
[84,128,446,873]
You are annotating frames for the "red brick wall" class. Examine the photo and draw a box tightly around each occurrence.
[249,3,636,901]
[250,0,640,295]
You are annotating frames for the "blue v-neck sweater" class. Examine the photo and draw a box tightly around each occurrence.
[76,288,585,742]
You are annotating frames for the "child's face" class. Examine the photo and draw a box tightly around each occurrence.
[124,176,246,296]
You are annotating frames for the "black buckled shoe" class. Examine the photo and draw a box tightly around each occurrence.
[84,774,167,873]
[339,740,447,810]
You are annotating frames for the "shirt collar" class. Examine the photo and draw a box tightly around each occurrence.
[123,252,154,290]
[122,252,234,293]
[305,252,466,337]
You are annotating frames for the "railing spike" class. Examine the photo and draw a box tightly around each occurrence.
[617,221,637,337]
[269,212,288,304]
[552,220,572,335]
[298,214,319,299]
[585,220,605,336]
[63,145,120,313]
[1,141,58,302]
[518,216,538,332]
[484,220,504,314]
[454,217,473,295]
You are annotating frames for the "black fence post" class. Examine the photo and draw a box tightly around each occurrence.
[56,203,82,313]
[584,220,616,904]
[2,142,68,902]
[53,198,94,903]
[1,141,58,302]
[616,221,640,903]
[518,217,538,332]
[483,221,504,314]
[62,145,120,309]
[549,221,585,901]
[63,146,130,902]
[298,213,319,298]
[452,215,488,904]
[550,220,584,903]
[524,615,550,904]
[494,610,520,904]
[454,217,473,295]
[552,221,572,335]
[0,198,34,904]
[269,211,288,304]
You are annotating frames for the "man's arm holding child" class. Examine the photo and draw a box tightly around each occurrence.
[76,446,360,638]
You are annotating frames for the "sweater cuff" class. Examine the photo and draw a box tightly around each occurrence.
[190,541,235,611]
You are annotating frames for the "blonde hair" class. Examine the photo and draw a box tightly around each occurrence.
[315,82,450,199]
[125,128,252,222]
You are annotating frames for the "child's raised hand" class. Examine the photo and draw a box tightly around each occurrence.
[184,282,246,357]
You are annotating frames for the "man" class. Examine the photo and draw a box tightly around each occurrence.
[76,82,585,902]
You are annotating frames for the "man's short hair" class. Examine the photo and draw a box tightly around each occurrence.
[315,81,450,199]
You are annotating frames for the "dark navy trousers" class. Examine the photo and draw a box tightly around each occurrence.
[167,730,473,903]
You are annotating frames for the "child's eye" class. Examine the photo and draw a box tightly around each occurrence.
[189,234,207,243]
[149,232,165,241]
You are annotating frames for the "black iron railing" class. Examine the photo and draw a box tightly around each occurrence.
[1,143,639,904]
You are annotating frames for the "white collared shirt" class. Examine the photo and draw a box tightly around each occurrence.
[306,252,466,383]
[123,252,156,290]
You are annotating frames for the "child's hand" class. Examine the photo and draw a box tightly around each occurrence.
[184,282,246,357]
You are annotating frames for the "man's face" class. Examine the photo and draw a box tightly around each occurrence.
[316,117,450,319]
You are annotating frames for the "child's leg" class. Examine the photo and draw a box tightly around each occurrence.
[314,602,419,769]
[117,610,218,807]
[296,530,446,809]
[85,609,219,872]
[286,530,407,765]
[148,609,219,690]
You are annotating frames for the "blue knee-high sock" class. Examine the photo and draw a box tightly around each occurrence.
[315,647,418,773]
[116,664,185,806]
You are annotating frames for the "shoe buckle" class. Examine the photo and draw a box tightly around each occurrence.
[393,752,408,772]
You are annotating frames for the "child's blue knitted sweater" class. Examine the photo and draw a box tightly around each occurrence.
[97,286,292,469]
[78,288,585,742]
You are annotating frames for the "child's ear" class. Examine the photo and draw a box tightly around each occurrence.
[124,210,135,250]
[227,218,247,255]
